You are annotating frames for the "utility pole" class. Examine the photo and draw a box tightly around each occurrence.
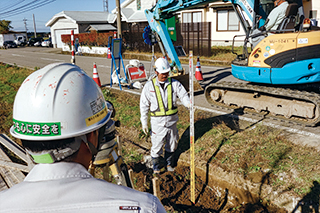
[32,14,37,38]
[116,0,121,38]
[23,18,28,40]
[103,0,108,12]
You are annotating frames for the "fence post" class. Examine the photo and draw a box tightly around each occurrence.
[208,22,211,56]
[197,22,200,56]
[187,23,190,55]
[137,25,140,52]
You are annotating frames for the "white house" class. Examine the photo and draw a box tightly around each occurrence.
[45,11,116,48]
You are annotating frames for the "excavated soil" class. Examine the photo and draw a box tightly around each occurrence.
[127,162,288,213]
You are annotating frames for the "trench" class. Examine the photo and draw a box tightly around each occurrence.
[127,158,290,212]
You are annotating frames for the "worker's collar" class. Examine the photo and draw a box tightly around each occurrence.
[24,162,92,182]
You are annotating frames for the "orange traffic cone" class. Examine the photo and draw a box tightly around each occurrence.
[195,56,203,81]
[107,47,111,59]
[93,63,101,87]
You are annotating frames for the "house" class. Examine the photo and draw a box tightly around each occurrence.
[177,0,319,46]
[45,11,116,48]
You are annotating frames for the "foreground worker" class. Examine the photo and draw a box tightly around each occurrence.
[0,63,166,213]
[140,58,190,174]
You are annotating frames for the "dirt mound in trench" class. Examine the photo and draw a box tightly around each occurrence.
[128,163,288,213]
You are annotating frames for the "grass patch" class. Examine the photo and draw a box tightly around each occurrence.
[62,45,247,66]
[0,63,34,134]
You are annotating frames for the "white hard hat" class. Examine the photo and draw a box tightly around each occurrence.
[154,58,170,74]
[10,63,111,141]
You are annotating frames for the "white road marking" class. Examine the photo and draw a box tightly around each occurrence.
[11,54,25,57]
[40,58,65,62]
[97,65,111,68]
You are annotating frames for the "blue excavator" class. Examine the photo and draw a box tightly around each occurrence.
[145,0,320,126]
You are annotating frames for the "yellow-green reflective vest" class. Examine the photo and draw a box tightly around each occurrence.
[150,77,178,117]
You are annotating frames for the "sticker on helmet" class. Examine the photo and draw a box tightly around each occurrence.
[90,96,105,115]
[13,119,61,136]
[86,107,108,126]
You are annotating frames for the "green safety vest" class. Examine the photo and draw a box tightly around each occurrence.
[150,77,178,117]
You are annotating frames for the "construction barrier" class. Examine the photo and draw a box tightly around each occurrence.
[107,47,112,59]
[71,30,75,65]
[93,63,101,87]
[195,56,203,81]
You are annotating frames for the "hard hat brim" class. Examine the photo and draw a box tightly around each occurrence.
[156,68,170,74]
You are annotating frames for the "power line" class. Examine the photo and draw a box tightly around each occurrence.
[1,0,26,12]
[0,0,56,18]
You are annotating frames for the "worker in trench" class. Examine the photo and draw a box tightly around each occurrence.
[140,58,190,174]
[0,63,166,213]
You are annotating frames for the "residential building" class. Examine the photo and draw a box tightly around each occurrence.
[45,11,115,48]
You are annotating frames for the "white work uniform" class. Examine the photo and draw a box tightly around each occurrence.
[0,162,166,213]
[265,1,289,31]
[251,1,288,48]
[140,77,190,158]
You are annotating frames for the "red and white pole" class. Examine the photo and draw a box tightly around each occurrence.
[71,30,75,64]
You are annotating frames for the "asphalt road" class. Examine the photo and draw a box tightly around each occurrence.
[1,46,320,149]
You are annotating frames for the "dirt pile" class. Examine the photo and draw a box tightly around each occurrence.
[128,162,287,212]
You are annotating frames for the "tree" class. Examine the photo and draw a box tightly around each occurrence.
[0,20,13,34]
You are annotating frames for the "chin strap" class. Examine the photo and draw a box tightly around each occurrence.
[27,139,82,164]
[77,135,98,156]
[27,135,98,164]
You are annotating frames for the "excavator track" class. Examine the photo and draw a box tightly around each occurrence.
[204,82,320,127]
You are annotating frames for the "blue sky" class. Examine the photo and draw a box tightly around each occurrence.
[1,0,125,32]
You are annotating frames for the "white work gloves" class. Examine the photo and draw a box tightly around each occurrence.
[142,125,149,135]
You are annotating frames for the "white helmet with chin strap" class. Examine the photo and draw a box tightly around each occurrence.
[10,63,112,163]
[154,57,171,74]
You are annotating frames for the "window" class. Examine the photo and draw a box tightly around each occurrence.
[182,12,201,23]
[309,10,317,19]
[217,9,239,31]
[182,11,202,31]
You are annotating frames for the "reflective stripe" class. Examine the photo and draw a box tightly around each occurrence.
[31,153,54,164]
[150,78,178,116]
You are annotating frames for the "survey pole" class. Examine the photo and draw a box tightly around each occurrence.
[189,50,195,203]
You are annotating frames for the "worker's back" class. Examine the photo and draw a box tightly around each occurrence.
[0,163,166,213]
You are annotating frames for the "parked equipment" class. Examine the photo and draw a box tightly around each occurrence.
[145,0,320,126]
[0,34,15,47]
[14,35,27,46]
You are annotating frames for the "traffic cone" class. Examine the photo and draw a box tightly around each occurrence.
[195,56,203,81]
[93,63,101,87]
[107,47,111,59]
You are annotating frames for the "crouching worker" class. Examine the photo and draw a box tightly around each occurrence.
[0,63,166,213]
[140,58,190,174]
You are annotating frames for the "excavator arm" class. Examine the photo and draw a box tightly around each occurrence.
[145,0,256,72]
